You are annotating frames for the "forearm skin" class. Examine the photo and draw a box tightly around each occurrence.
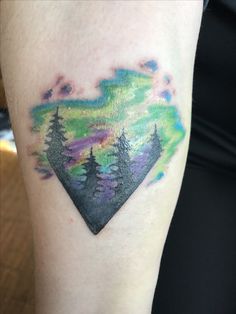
[0,2,202,313]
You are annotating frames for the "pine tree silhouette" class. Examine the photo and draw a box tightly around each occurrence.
[110,128,133,193]
[82,147,102,197]
[149,124,162,164]
[45,107,73,173]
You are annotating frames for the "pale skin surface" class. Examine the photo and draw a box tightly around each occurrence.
[0,1,203,314]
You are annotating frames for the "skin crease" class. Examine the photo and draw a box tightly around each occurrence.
[0,2,203,314]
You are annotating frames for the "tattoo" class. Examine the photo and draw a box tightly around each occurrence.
[30,59,185,234]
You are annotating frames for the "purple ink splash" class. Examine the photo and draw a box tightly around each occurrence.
[35,167,53,179]
[159,90,172,102]
[69,129,111,160]
[42,89,53,101]
[97,173,117,200]
[131,144,151,178]
[59,83,73,96]
[71,178,84,190]
[71,173,116,201]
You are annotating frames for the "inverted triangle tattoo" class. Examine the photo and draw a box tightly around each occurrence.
[30,59,185,234]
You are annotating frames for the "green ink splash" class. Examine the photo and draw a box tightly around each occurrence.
[30,64,185,184]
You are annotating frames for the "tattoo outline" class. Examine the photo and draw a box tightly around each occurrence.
[30,59,185,234]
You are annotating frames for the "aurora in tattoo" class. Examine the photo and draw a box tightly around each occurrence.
[30,60,185,234]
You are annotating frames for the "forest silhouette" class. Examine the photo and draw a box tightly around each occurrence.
[45,107,162,234]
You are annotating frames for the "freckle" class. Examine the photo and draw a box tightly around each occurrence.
[69,218,74,224]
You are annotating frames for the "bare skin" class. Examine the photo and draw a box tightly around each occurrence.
[0,1,203,314]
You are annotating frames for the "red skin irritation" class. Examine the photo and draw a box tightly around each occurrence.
[55,75,65,87]
[77,87,85,95]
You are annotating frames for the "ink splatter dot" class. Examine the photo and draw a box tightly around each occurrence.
[142,60,158,72]
[60,84,73,96]
[42,89,53,100]
[163,75,172,85]
[160,90,172,102]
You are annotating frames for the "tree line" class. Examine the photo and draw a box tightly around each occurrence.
[45,107,162,200]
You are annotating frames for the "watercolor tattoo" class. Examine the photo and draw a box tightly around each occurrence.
[30,59,185,234]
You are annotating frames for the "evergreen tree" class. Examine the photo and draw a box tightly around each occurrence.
[82,147,102,197]
[149,124,162,163]
[110,128,133,193]
[45,106,73,171]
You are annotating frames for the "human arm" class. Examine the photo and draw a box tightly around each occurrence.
[0,1,203,313]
